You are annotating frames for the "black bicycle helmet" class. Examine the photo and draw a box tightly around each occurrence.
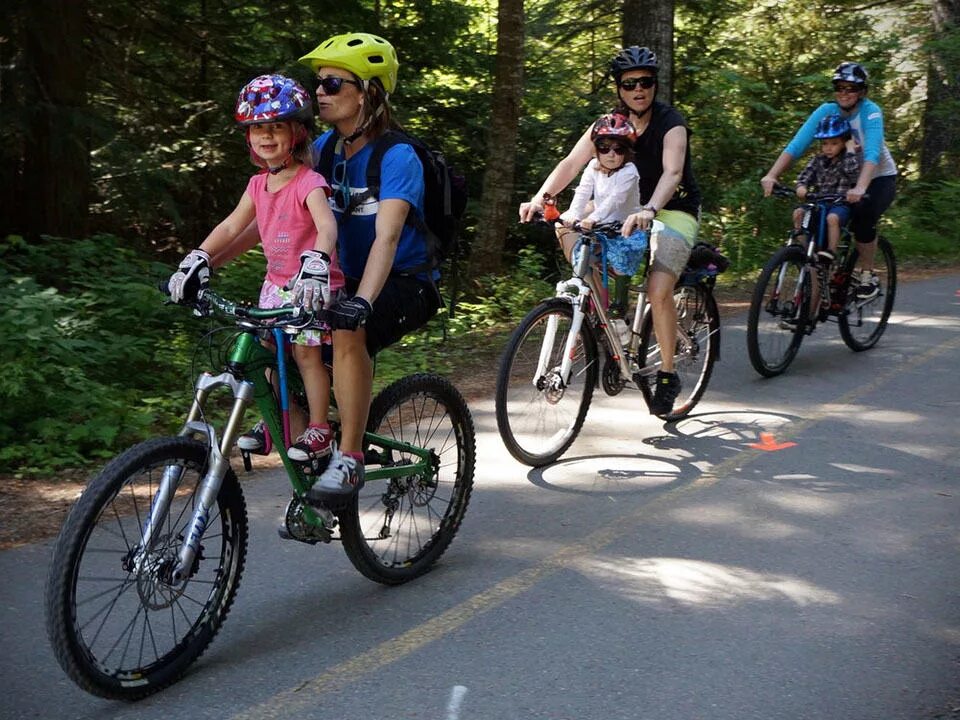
[610,46,659,79]
[832,61,868,89]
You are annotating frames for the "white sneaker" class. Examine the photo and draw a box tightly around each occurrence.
[855,271,880,301]
[306,449,365,504]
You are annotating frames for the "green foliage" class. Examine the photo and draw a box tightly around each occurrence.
[0,235,185,473]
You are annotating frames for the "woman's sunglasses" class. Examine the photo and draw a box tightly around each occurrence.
[332,159,351,210]
[832,82,862,95]
[315,75,361,95]
[618,77,657,91]
[596,143,628,156]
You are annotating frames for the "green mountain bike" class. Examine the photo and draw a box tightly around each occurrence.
[44,288,475,700]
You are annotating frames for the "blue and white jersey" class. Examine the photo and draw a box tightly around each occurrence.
[313,130,430,280]
[784,99,897,178]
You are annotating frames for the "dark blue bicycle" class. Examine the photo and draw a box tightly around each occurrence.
[746,184,897,377]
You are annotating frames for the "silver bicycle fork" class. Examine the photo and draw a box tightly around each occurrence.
[136,371,254,583]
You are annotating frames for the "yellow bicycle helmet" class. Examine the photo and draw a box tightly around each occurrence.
[299,32,399,94]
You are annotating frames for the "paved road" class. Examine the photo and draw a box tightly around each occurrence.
[2,274,959,720]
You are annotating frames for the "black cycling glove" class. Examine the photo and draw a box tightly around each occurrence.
[325,296,372,330]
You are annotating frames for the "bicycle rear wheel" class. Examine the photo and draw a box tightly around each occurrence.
[746,246,811,377]
[637,282,719,420]
[338,374,475,586]
[838,235,897,351]
[45,437,247,699]
[495,299,599,466]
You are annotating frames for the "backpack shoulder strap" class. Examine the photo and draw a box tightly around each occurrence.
[366,130,427,234]
[315,131,339,181]
[365,129,407,200]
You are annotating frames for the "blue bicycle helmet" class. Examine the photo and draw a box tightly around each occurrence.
[813,114,852,140]
[234,74,313,126]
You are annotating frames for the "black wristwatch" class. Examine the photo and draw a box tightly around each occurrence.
[642,204,657,214]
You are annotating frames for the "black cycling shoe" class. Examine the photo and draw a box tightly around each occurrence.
[649,371,682,416]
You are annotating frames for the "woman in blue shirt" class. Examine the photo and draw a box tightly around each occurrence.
[761,62,897,300]
[293,32,441,501]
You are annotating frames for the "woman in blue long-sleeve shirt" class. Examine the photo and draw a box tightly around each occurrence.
[761,62,897,300]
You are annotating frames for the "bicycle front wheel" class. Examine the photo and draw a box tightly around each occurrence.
[45,437,247,699]
[746,246,811,377]
[637,282,720,420]
[838,235,897,351]
[495,300,599,466]
[338,373,475,586]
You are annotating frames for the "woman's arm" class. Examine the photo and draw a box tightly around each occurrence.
[354,198,408,304]
[519,126,595,221]
[646,125,686,213]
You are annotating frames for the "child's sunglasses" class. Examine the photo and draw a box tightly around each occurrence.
[596,142,628,155]
[315,75,361,95]
[618,77,657,90]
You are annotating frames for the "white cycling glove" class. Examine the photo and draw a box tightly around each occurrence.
[168,249,211,304]
[290,250,332,312]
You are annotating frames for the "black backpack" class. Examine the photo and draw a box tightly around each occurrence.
[316,129,468,280]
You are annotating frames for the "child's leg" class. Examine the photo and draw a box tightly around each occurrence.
[287,343,334,462]
[825,212,842,256]
[292,344,330,426]
[792,207,804,231]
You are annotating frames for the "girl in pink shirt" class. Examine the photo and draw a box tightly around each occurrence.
[167,74,343,463]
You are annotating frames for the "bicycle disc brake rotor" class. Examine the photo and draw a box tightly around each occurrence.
[130,536,192,610]
[537,368,566,404]
[601,354,626,396]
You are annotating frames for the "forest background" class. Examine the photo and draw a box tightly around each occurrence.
[1,0,958,475]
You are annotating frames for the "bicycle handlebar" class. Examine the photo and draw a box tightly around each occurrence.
[522,212,623,236]
[160,280,321,331]
[769,183,856,204]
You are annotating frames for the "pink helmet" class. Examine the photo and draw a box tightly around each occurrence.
[591,113,637,144]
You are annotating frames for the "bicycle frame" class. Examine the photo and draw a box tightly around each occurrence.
[139,292,437,582]
[776,194,853,328]
[539,226,655,392]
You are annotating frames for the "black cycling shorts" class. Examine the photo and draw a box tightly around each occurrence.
[850,175,896,244]
[344,275,442,356]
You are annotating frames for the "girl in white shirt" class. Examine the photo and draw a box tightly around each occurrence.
[559,114,641,321]
[559,114,641,230]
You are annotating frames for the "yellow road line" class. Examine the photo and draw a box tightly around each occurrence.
[232,332,960,719]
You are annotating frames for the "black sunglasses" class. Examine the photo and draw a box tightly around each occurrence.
[832,82,862,94]
[618,77,657,90]
[316,75,361,95]
[596,142,628,155]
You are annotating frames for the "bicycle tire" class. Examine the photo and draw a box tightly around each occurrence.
[838,235,897,351]
[45,437,247,699]
[746,245,811,377]
[495,299,599,466]
[338,373,475,586]
[637,282,719,420]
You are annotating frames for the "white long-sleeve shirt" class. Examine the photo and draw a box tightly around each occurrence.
[560,159,642,225]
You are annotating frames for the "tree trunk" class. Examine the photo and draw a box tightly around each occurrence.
[920,0,960,180]
[471,0,525,276]
[22,0,90,237]
[622,0,674,105]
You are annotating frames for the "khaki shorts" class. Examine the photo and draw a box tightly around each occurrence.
[650,210,699,277]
